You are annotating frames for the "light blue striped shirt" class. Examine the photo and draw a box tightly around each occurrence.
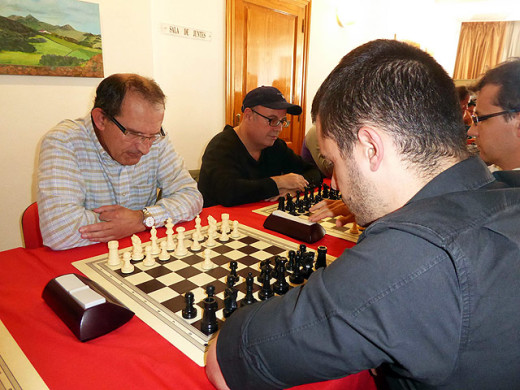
[38,114,202,250]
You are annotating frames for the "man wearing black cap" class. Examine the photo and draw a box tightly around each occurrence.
[198,86,321,207]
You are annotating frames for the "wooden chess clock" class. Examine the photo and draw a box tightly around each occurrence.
[42,273,134,341]
[264,210,325,243]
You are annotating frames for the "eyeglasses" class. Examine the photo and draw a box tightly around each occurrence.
[251,109,290,128]
[471,108,520,125]
[105,112,165,144]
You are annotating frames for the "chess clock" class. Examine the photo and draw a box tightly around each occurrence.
[42,273,134,341]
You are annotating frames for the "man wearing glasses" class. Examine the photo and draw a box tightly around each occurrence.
[467,59,520,170]
[38,73,202,250]
[198,86,321,207]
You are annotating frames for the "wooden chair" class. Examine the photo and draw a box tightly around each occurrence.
[21,202,44,249]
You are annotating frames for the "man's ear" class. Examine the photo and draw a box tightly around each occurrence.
[91,108,107,131]
[357,126,384,171]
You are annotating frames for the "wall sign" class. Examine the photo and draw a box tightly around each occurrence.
[161,23,212,41]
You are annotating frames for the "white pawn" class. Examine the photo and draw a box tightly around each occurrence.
[190,237,202,251]
[205,226,217,247]
[202,249,215,270]
[221,213,231,233]
[219,228,229,242]
[143,246,155,267]
[131,235,144,261]
[193,215,203,242]
[230,220,240,238]
[150,226,160,255]
[158,241,170,261]
[107,240,120,266]
[165,218,176,251]
[121,252,134,274]
[175,227,188,256]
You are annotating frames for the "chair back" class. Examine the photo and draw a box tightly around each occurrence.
[21,202,44,249]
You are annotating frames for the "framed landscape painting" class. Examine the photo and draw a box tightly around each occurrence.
[0,0,103,77]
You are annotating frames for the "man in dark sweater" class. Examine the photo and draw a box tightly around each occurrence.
[198,86,322,207]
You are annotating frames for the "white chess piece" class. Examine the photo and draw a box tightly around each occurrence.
[202,249,215,270]
[230,220,240,238]
[121,252,135,274]
[219,228,229,242]
[158,241,170,261]
[190,238,202,251]
[131,235,144,261]
[150,226,160,255]
[174,227,188,256]
[107,240,120,266]
[143,246,155,267]
[165,218,176,251]
[221,213,230,233]
[205,226,217,247]
[193,215,203,242]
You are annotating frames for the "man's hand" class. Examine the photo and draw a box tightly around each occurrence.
[78,205,145,243]
[271,173,308,193]
[308,199,355,227]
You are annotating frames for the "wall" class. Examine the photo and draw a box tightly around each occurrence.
[1,0,517,250]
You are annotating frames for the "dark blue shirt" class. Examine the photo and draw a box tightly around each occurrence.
[216,157,520,390]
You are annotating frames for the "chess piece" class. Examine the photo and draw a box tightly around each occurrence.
[143,245,155,267]
[315,246,328,269]
[229,261,238,280]
[272,259,289,295]
[150,227,160,255]
[289,253,304,284]
[230,220,240,238]
[165,218,176,251]
[223,275,238,318]
[349,222,360,234]
[202,249,215,270]
[200,286,218,335]
[277,196,285,212]
[302,252,315,279]
[158,241,170,261]
[219,228,229,242]
[131,235,144,261]
[121,252,134,274]
[258,267,273,301]
[205,227,217,247]
[240,272,258,307]
[193,215,203,242]
[287,250,296,271]
[107,240,120,266]
[221,213,231,234]
[190,238,202,252]
[174,227,188,257]
[182,292,197,319]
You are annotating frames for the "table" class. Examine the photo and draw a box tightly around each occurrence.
[0,202,376,390]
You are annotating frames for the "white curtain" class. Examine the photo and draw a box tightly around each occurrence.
[501,21,520,61]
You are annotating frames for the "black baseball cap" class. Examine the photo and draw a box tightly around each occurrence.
[241,86,302,115]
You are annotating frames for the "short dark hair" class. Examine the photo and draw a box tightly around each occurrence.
[94,73,166,117]
[312,39,469,173]
[473,58,520,121]
[456,85,469,102]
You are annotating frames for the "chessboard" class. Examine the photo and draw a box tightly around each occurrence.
[73,217,336,367]
[254,203,362,243]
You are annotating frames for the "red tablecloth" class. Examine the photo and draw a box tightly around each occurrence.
[0,203,375,390]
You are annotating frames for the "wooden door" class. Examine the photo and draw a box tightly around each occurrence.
[226,0,311,152]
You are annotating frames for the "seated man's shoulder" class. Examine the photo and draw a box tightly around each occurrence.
[44,118,90,145]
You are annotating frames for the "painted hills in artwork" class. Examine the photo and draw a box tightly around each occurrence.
[0,14,103,77]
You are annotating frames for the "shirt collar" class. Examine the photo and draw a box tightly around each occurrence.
[409,156,495,204]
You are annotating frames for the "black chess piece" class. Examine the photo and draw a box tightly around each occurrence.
[309,186,315,203]
[299,244,307,253]
[287,250,296,271]
[302,252,315,279]
[258,267,273,300]
[229,261,238,280]
[240,272,258,307]
[289,254,305,285]
[277,196,285,211]
[272,259,289,295]
[315,246,328,269]
[322,183,330,198]
[223,275,238,318]
[181,292,197,319]
[200,285,218,335]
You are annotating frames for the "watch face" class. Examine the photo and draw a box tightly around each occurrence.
[144,216,155,228]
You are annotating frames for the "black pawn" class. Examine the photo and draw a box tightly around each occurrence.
[272,260,289,295]
[200,285,218,335]
[277,196,285,212]
[258,268,273,300]
[240,272,258,307]
[223,275,238,318]
[229,261,238,280]
[287,250,296,271]
[182,292,197,319]
[302,252,315,279]
[289,254,305,285]
[315,246,328,269]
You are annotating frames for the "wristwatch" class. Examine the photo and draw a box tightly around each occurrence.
[142,208,155,228]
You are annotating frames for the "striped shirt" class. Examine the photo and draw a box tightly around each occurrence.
[37,114,203,250]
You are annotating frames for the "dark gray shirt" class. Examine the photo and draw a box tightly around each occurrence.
[216,157,520,390]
